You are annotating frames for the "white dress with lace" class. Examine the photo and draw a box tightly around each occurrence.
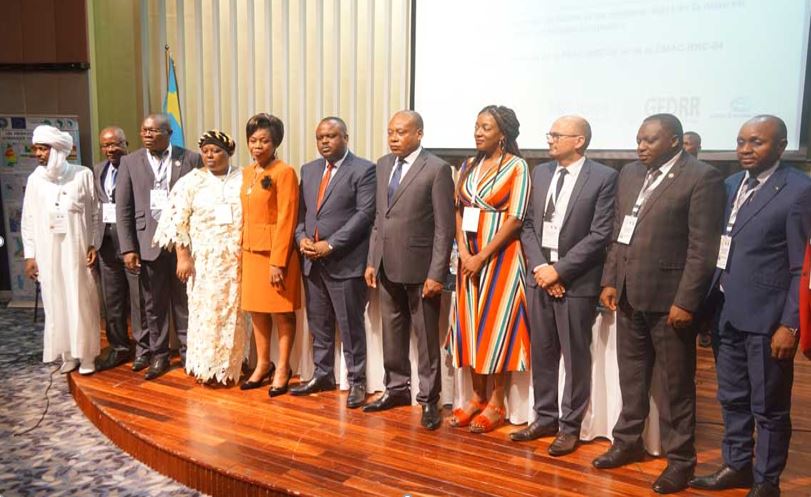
[154,167,246,383]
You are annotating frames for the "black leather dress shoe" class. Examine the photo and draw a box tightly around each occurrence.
[346,384,367,409]
[290,375,336,396]
[362,391,410,412]
[132,354,151,372]
[509,419,559,442]
[421,403,441,430]
[144,356,170,380]
[653,465,694,494]
[746,482,780,497]
[548,432,579,457]
[690,464,753,490]
[95,348,134,372]
[268,368,292,398]
[592,444,645,469]
[240,363,275,391]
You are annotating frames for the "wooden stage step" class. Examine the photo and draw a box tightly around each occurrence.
[68,348,811,497]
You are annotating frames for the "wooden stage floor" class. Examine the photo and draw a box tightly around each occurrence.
[69,347,811,497]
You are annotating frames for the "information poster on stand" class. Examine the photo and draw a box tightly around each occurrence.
[0,115,81,305]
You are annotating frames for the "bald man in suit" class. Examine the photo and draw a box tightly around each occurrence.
[515,116,617,456]
[363,110,455,431]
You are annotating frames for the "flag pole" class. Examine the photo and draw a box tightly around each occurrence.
[164,44,170,93]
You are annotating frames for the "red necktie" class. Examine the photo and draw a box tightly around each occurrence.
[314,162,334,241]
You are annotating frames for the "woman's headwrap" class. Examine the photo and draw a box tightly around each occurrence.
[198,130,236,156]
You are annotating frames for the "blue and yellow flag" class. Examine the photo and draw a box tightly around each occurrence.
[163,56,185,147]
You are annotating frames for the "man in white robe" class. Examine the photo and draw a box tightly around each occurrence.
[21,125,101,374]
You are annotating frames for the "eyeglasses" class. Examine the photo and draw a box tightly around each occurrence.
[140,127,167,136]
[546,132,581,142]
[100,142,125,150]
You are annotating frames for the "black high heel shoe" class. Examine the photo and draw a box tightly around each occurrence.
[268,368,292,397]
[240,362,276,391]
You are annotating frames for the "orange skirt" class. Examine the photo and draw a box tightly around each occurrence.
[241,249,301,313]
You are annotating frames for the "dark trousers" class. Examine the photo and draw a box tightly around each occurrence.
[304,263,368,385]
[527,287,597,435]
[98,236,145,353]
[613,295,697,469]
[717,322,793,485]
[378,268,441,405]
[140,250,188,360]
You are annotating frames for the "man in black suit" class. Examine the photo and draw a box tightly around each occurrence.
[291,117,376,408]
[595,114,725,494]
[513,116,617,456]
[93,126,145,371]
[690,116,811,497]
[116,114,201,380]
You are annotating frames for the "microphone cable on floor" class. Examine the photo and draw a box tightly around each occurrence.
[13,364,59,436]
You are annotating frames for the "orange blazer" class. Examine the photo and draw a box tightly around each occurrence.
[240,160,299,268]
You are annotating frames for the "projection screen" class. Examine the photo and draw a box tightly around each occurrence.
[413,0,811,152]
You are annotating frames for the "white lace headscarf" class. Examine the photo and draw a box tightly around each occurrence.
[32,125,73,181]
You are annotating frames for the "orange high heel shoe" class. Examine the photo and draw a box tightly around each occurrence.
[448,400,487,428]
[469,404,506,433]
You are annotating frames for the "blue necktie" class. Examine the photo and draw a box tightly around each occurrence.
[387,158,404,207]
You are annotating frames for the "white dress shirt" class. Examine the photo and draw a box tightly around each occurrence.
[320,148,349,185]
[389,146,423,183]
[541,156,586,263]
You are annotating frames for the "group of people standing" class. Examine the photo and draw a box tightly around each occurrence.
[20,106,809,497]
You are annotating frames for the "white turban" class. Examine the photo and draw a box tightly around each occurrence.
[32,125,74,181]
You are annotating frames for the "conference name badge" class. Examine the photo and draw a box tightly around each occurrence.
[102,203,116,223]
[214,204,233,225]
[150,189,169,210]
[716,235,732,270]
[49,210,67,235]
[541,222,560,250]
[617,215,637,245]
[462,206,481,233]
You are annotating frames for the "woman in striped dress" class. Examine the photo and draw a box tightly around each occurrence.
[448,105,531,433]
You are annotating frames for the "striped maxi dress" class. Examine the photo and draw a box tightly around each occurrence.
[448,155,531,374]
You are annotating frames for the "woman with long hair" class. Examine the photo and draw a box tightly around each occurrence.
[447,105,531,432]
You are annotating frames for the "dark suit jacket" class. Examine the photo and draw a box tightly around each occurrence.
[601,152,725,313]
[115,146,201,261]
[295,151,376,279]
[93,160,121,254]
[367,149,455,284]
[714,164,811,334]
[521,158,618,297]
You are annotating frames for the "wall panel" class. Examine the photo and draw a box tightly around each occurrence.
[140,0,411,169]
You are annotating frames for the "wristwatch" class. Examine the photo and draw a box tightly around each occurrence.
[786,326,799,337]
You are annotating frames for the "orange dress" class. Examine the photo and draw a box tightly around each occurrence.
[240,160,301,312]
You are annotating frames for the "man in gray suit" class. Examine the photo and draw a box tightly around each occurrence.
[291,117,376,409]
[115,114,201,380]
[513,116,617,456]
[93,126,145,371]
[362,110,455,430]
[594,114,725,494]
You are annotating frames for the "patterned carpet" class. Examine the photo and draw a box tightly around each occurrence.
[0,307,206,497]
